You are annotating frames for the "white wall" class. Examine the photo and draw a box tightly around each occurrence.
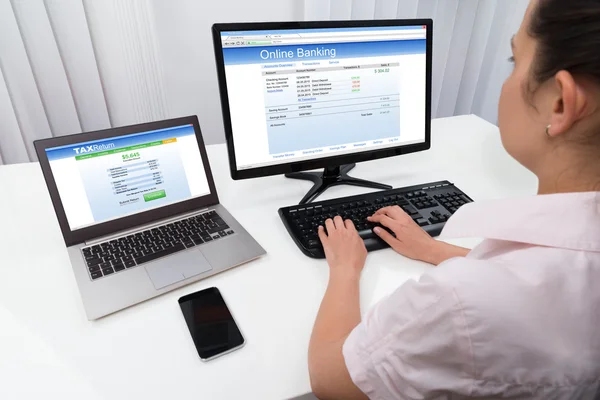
[150,0,303,145]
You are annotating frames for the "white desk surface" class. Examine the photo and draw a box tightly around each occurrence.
[0,115,537,400]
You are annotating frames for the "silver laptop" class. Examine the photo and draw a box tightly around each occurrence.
[35,116,266,320]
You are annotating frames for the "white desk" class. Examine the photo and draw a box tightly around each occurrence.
[0,115,537,400]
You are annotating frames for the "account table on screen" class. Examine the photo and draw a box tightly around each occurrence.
[263,63,401,155]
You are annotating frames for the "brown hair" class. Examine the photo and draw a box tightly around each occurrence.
[528,0,600,86]
[528,0,600,152]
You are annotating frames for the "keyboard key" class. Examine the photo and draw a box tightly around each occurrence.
[402,205,418,215]
[307,240,320,249]
[86,258,102,267]
[357,229,377,240]
[207,226,221,234]
[416,219,430,227]
[102,267,115,275]
[113,263,126,272]
[99,262,111,270]
[89,265,101,273]
[125,260,136,268]
[91,271,102,280]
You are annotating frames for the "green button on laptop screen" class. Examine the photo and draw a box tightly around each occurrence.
[144,190,166,202]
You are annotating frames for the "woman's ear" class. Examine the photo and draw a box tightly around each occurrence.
[548,71,589,137]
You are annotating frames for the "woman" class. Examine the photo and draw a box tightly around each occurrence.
[308,0,600,398]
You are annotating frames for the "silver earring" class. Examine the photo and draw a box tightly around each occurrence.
[545,124,552,137]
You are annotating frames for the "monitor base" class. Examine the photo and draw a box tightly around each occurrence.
[285,164,392,205]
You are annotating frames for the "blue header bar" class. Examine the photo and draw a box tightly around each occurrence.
[221,25,425,36]
[223,39,425,65]
[45,125,194,161]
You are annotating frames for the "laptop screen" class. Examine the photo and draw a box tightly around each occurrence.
[45,124,211,231]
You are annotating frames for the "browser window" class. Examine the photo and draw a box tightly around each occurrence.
[45,125,210,230]
[219,25,428,170]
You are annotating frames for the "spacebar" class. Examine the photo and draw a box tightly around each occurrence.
[135,244,186,265]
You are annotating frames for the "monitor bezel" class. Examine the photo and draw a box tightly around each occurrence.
[34,116,219,247]
[212,19,433,180]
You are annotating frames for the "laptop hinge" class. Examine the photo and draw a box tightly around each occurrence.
[85,208,211,246]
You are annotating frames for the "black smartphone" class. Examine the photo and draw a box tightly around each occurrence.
[178,287,245,361]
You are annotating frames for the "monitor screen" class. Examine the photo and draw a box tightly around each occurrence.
[44,124,211,231]
[218,24,428,171]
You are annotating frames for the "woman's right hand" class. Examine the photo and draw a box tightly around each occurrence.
[367,206,468,265]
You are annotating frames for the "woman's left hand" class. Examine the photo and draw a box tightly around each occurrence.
[318,216,367,279]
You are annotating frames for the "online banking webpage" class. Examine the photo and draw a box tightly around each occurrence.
[45,125,210,231]
[220,25,427,170]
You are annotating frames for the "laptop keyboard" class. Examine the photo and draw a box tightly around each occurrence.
[82,210,234,281]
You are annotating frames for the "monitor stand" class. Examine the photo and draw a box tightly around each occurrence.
[285,164,392,205]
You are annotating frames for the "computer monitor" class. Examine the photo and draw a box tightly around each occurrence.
[212,19,432,204]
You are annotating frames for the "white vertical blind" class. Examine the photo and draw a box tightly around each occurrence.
[0,0,53,163]
[303,0,529,124]
[83,0,168,127]
[437,0,478,118]
[454,1,497,116]
[0,65,25,164]
[0,0,167,165]
[45,0,111,132]
[397,0,420,18]
[11,0,81,137]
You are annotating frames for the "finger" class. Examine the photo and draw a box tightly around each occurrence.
[318,225,328,244]
[333,216,344,230]
[374,206,399,218]
[325,218,336,233]
[373,206,390,216]
[344,218,357,232]
[374,206,404,219]
[367,214,395,229]
[373,226,399,247]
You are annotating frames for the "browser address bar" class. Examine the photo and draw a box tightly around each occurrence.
[291,29,425,38]
[248,34,425,46]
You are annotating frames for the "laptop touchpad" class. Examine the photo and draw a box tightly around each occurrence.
[145,249,213,290]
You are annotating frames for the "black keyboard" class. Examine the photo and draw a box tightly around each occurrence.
[279,180,473,258]
[82,210,234,281]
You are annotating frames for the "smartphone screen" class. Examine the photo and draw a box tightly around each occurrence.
[178,287,245,360]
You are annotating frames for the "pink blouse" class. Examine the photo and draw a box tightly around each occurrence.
[343,192,600,399]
